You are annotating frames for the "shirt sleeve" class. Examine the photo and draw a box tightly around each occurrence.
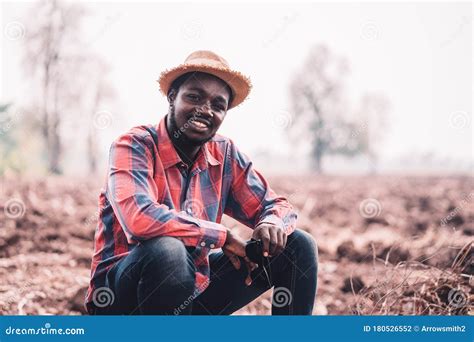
[106,129,227,248]
[223,139,297,235]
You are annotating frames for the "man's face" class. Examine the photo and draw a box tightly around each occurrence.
[168,72,231,145]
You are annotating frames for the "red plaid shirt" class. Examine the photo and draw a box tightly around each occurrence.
[85,115,297,312]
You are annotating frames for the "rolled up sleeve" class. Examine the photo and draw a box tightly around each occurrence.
[223,140,297,235]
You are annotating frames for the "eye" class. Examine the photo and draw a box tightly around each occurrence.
[212,106,224,112]
[187,94,200,102]
[212,103,226,112]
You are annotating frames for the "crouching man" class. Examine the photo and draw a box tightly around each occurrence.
[86,50,318,315]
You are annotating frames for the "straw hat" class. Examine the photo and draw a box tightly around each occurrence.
[158,50,252,109]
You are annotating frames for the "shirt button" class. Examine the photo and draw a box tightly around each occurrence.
[200,241,206,247]
[210,243,215,249]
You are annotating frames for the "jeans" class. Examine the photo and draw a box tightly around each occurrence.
[92,229,318,315]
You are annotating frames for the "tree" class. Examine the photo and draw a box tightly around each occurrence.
[79,58,115,174]
[288,45,388,173]
[23,0,86,173]
[0,104,17,175]
[354,93,389,173]
[22,0,115,174]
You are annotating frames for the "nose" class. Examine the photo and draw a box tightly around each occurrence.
[196,103,213,119]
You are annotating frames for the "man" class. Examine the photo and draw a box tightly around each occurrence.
[86,50,318,315]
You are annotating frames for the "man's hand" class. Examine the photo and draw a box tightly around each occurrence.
[222,228,246,257]
[252,223,287,257]
[222,228,257,286]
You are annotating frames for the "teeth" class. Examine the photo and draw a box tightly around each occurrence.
[194,121,207,128]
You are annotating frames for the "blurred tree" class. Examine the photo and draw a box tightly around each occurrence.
[80,58,115,174]
[22,0,115,175]
[288,45,388,173]
[0,104,47,175]
[0,104,17,174]
[354,93,389,173]
[23,0,86,174]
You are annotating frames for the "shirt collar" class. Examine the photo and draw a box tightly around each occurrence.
[157,115,221,171]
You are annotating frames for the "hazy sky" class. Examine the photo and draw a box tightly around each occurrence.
[1,1,472,173]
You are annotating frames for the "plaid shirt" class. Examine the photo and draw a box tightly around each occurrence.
[85,115,297,312]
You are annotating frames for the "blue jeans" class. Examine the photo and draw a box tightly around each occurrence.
[93,229,318,315]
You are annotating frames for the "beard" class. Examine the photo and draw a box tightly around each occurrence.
[168,106,215,145]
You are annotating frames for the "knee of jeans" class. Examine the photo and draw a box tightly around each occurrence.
[141,236,196,284]
[287,229,318,266]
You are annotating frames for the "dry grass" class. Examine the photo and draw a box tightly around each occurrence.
[0,174,472,315]
[352,241,472,315]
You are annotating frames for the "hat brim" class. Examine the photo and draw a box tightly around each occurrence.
[158,64,252,109]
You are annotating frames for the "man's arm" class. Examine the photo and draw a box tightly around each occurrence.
[106,128,227,248]
[223,139,298,255]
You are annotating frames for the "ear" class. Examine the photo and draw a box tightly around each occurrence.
[167,88,177,105]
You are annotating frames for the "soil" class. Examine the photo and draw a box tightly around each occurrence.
[0,175,472,315]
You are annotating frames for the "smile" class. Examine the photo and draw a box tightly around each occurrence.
[188,116,212,131]
[189,119,211,131]
[193,121,208,128]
